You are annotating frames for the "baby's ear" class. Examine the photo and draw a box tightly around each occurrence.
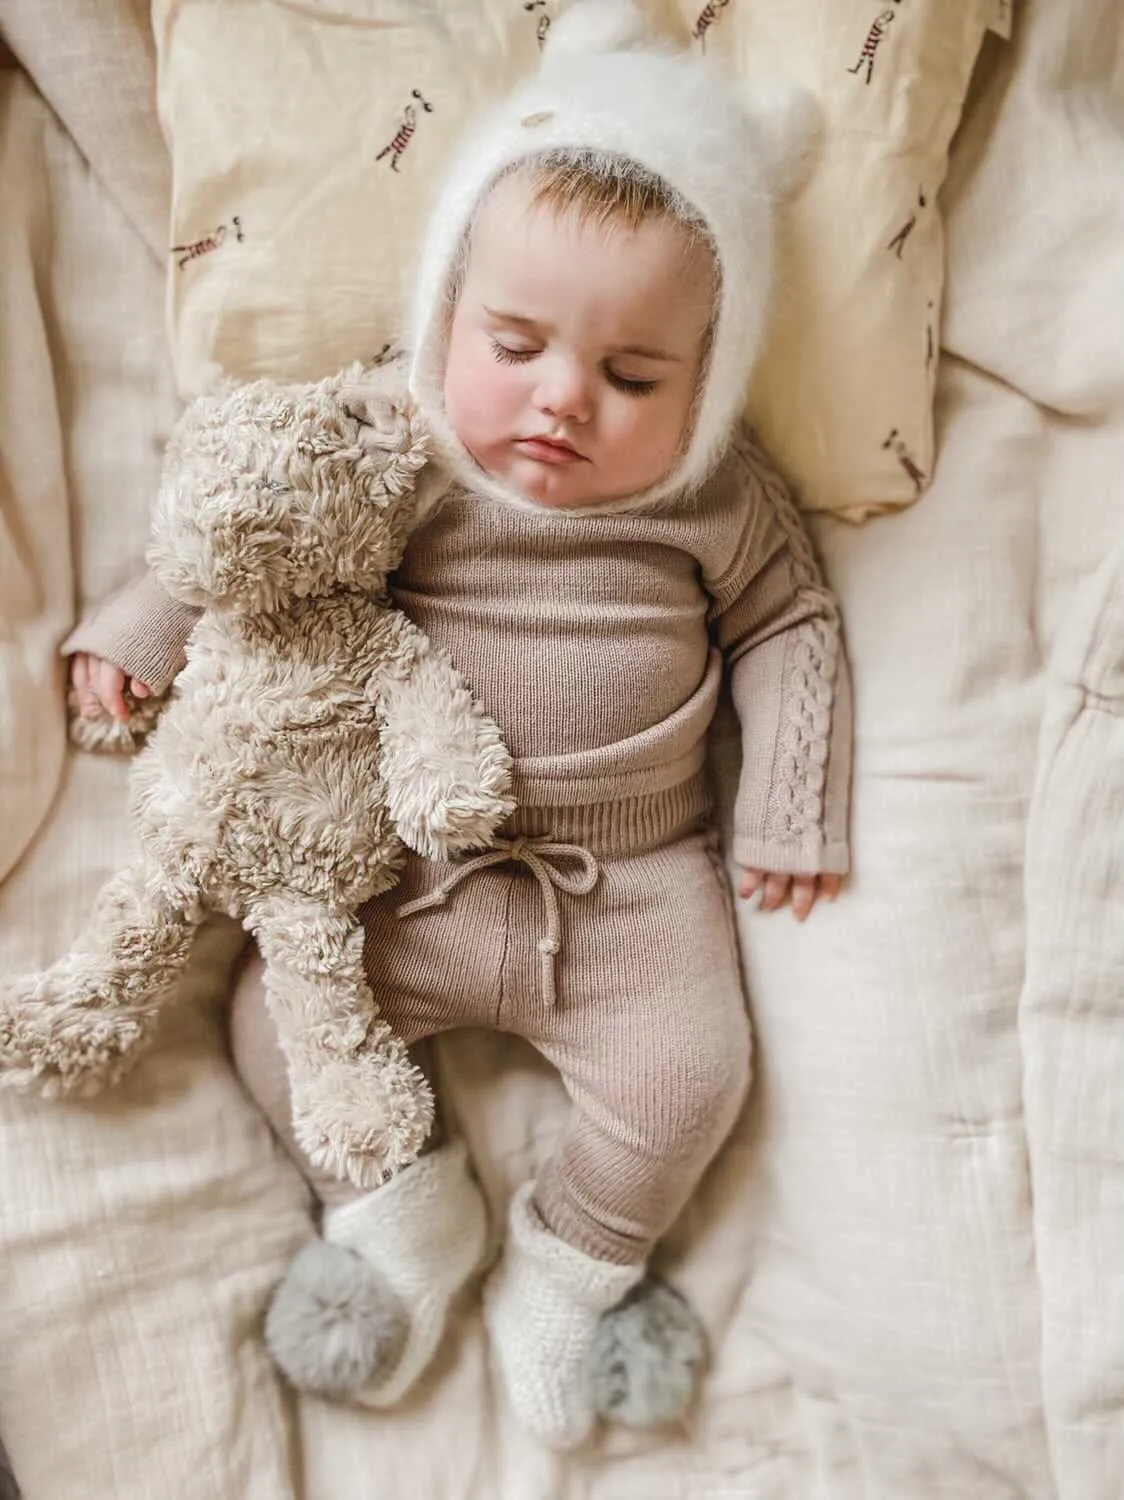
[740,79,823,200]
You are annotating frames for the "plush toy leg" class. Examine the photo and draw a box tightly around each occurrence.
[484,1184,645,1450]
[0,860,203,1097]
[249,901,434,1187]
[264,1139,487,1405]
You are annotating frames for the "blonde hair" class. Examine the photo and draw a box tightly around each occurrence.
[524,148,706,238]
[447,148,717,303]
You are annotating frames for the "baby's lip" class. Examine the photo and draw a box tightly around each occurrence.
[517,433,586,460]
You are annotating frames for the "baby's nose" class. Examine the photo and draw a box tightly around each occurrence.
[534,360,593,423]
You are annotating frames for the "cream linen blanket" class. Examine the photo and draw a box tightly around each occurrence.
[2,2,1124,1497]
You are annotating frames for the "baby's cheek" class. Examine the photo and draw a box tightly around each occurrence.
[445,356,508,453]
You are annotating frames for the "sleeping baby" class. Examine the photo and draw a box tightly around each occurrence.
[65,0,850,1452]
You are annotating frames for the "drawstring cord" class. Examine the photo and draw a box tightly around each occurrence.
[396,836,599,1007]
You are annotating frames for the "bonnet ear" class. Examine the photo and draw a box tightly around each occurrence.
[739,78,823,199]
[542,0,648,61]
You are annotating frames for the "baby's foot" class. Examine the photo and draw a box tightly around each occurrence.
[265,1140,486,1406]
[485,1185,644,1449]
[590,1276,709,1428]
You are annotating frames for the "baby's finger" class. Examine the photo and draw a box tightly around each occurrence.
[761,872,791,912]
[739,868,764,901]
[95,659,129,721]
[791,875,817,922]
[129,678,152,700]
[820,874,844,902]
[71,654,98,718]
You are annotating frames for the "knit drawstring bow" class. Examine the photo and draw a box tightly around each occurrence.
[396,836,599,1006]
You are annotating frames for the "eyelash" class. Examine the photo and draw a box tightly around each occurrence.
[488,339,658,397]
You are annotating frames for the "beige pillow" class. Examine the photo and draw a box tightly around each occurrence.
[153,0,992,520]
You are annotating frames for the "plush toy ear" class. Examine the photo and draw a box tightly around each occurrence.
[740,78,823,199]
[543,0,647,61]
[339,386,413,455]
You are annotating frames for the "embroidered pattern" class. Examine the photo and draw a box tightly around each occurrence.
[376,90,434,172]
[882,427,926,493]
[172,216,243,271]
[926,299,935,370]
[693,0,732,45]
[847,7,898,85]
[887,188,926,258]
[524,0,552,48]
[731,431,841,855]
[372,341,406,367]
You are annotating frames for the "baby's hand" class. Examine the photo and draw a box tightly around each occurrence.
[738,868,843,922]
[69,653,152,723]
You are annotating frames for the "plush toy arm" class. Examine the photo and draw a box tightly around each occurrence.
[373,616,514,860]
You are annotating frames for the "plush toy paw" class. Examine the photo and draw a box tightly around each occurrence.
[289,1046,436,1188]
[0,965,156,1098]
[66,686,164,755]
[379,649,514,861]
[589,1276,709,1429]
[391,747,514,862]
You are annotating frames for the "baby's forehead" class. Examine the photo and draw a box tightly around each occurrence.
[467,168,711,284]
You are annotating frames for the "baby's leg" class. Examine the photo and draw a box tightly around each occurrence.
[485,833,751,1447]
[229,876,496,1406]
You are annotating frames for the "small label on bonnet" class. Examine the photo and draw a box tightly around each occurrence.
[521,110,555,128]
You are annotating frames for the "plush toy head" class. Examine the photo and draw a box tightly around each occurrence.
[149,363,429,614]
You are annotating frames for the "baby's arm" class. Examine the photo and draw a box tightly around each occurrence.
[711,433,852,918]
[64,570,201,720]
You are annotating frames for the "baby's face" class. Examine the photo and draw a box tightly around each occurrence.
[443,173,714,509]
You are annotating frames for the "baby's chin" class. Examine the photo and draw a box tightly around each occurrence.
[494,453,662,512]
[456,433,668,511]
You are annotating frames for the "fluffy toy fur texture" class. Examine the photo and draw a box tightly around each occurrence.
[0,364,513,1185]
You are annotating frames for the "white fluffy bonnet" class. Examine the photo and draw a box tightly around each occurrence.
[407,0,816,512]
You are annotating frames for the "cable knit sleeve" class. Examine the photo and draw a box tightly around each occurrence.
[62,569,201,695]
[708,432,852,876]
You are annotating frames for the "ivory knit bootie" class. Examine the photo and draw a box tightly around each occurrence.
[484,1184,644,1449]
[265,1139,487,1407]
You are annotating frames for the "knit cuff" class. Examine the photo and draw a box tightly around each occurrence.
[731,832,850,877]
[61,571,200,694]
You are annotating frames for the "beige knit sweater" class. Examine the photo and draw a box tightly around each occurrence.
[66,423,850,874]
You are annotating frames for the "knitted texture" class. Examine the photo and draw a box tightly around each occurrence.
[484,1183,644,1449]
[232,831,751,1266]
[64,569,203,697]
[713,428,851,872]
[64,423,850,875]
[321,1141,488,1407]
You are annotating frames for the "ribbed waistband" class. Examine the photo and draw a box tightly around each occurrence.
[501,769,713,858]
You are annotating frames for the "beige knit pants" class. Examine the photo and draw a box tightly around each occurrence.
[230,827,751,1265]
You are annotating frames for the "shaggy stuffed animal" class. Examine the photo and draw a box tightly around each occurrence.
[0,365,513,1185]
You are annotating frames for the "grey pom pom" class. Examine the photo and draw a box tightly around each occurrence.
[590,1277,709,1429]
[264,1239,407,1397]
